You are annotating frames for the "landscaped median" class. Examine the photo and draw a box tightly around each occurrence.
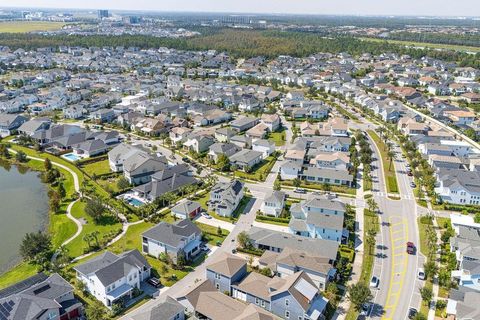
[367,130,399,195]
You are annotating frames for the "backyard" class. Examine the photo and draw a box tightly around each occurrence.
[234,155,277,181]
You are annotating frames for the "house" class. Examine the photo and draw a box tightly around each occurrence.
[232,271,329,320]
[229,149,263,171]
[208,142,241,163]
[0,273,83,320]
[108,143,146,172]
[63,105,84,119]
[230,135,252,149]
[248,227,339,263]
[317,117,349,137]
[184,134,215,153]
[171,200,202,220]
[17,118,51,136]
[123,152,168,185]
[74,250,151,308]
[444,110,476,126]
[428,154,464,170]
[215,127,236,143]
[280,160,303,180]
[169,127,192,145]
[301,167,354,187]
[451,259,480,292]
[208,180,244,217]
[284,150,306,164]
[246,123,269,139]
[288,194,346,243]
[72,139,109,158]
[260,191,286,217]
[142,219,202,264]
[259,247,336,290]
[0,114,27,137]
[230,116,258,132]
[261,113,281,132]
[132,296,185,320]
[206,252,248,294]
[133,164,196,201]
[286,91,305,101]
[252,139,275,159]
[446,287,480,320]
[309,152,350,170]
[90,108,116,123]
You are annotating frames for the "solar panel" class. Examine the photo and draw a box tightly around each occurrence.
[2,302,12,312]
[0,304,8,315]
[0,314,7,320]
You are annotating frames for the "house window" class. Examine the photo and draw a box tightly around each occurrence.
[215,283,220,290]
[215,273,221,279]
[285,311,290,318]
[261,300,265,307]
[255,298,260,305]
[285,299,289,306]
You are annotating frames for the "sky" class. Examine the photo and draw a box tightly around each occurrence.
[1,0,480,17]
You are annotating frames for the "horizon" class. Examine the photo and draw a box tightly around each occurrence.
[2,0,480,18]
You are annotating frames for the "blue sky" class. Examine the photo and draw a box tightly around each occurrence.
[2,0,480,17]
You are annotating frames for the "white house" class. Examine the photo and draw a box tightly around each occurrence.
[435,169,480,205]
[208,180,244,217]
[252,139,275,159]
[74,250,151,308]
[260,191,286,217]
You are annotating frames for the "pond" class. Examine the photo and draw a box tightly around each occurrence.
[0,161,49,274]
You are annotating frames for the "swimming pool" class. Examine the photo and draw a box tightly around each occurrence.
[126,197,144,207]
[62,153,82,162]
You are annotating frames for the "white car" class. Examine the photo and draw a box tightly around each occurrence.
[360,303,372,316]
[202,212,212,219]
[370,276,380,288]
[418,268,426,280]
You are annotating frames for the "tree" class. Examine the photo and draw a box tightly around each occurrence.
[15,150,27,162]
[86,300,108,320]
[0,144,10,158]
[273,178,281,191]
[217,226,223,236]
[58,182,66,199]
[217,153,231,172]
[420,286,433,305]
[293,178,301,189]
[423,261,438,280]
[366,198,378,214]
[176,250,187,269]
[49,191,61,212]
[19,231,52,261]
[44,158,52,171]
[387,150,396,171]
[346,283,373,311]
[237,231,251,249]
[413,313,427,320]
[117,176,130,191]
[85,197,106,222]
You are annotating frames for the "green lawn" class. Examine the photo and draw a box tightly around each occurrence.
[65,201,122,257]
[195,222,230,245]
[0,262,38,290]
[0,21,65,33]
[80,159,111,177]
[192,191,252,223]
[368,130,399,194]
[50,203,78,248]
[234,155,277,181]
[268,130,286,146]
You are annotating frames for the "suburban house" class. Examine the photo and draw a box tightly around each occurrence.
[231,271,329,320]
[301,167,354,187]
[230,116,258,132]
[169,127,192,145]
[435,169,480,205]
[0,273,83,320]
[261,113,281,132]
[309,152,350,170]
[229,149,263,171]
[259,247,336,290]
[0,113,27,137]
[142,219,202,264]
[260,191,286,217]
[446,287,480,320]
[246,123,269,139]
[74,250,151,308]
[72,139,109,158]
[17,118,51,136]
[132,296,185,320]
[252,139,275,159]
[208,180,244,217]
[247,227,339,264]
[288,194,346,243]
[108,143,147,172]
[89,108,116,123]
[280,161,303,180]
[122,152,168,185]
[215,127,236,143]
[171,200,202,220]
[133,164,196,201]
[208,142,241,163]
[444,110,476,126]
[206,252,248,294]
[184,134,215,153]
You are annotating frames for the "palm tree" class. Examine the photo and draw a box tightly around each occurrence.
[83,234,92,249]
[91,231,100,248]
[387,150,396,171]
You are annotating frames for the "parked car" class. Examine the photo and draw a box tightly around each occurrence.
[408,308,418,319]
[360,303,371,316]
[407,171,413,176]
[147,277,161,288]
[202,212,212,219]
[407,242,416,255]
[418,268,426,280]
[410,182,416,188]
[370,276,380,288]
[294,188,307,194]
[231,248,237,254]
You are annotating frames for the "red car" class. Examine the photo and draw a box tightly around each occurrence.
[407,242,415,254]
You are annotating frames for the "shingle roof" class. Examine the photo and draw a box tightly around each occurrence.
[142,219,201,248]
[206,252,246,277]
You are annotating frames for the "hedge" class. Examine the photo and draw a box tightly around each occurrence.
[256,215,290,224]
[237,247,265,256]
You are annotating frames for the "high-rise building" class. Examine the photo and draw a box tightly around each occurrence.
[98,10,109,19]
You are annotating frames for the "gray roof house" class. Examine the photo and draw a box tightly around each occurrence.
[260,190,286,217]
[171,200,202,220]
[229,149,263,171]
[447,287,480,320]
[73,139,109,158]
[123,152,168,185]
[208,142,241,163]
[230,116,259,132]
[142,219,202,264]
[301,167,354,187]
[0,273,83,320]
[208,180,244,217]
[0,114,27,137]
[108,143,146,172]
[74,250,151,308]
[17,118,51,136]
[132,296,184,320]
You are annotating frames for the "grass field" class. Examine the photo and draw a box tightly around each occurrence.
[234,155,277,181]
[0,21,65,33]
[367,130,399,194]
[80,159,111,177]
[359,37,480,53]
[268,130,286,146]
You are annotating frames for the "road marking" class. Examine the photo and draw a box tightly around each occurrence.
[383,217,409,320]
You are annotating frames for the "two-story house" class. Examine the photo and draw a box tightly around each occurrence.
[206,252,248,294]
[208,180,244,217]
[74,250,151,308]
[260,191,286,217]
[142,219,202,264]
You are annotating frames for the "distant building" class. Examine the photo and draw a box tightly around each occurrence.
[98,9,109,19]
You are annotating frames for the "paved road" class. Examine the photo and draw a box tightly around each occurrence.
[342,101,425,320]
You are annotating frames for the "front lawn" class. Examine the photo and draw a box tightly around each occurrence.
[195,222,230,245]
[268,129,286,146]
[234,155,277,181]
